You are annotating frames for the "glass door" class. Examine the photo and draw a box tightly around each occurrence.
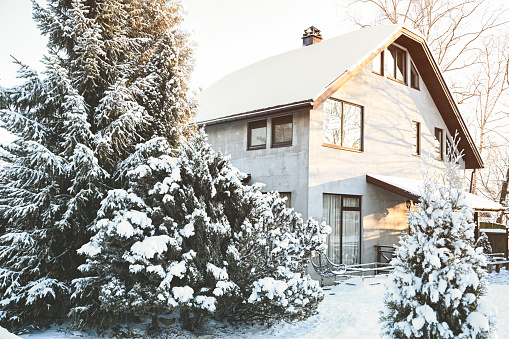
[323,194,361,265]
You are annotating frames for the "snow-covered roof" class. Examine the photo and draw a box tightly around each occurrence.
[367,174,504,211]
[196,25,402,124]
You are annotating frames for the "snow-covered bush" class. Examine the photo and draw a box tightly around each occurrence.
[381,138,492,338]
[75,131,328,331]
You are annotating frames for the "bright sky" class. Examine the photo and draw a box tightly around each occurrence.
[0,0,356,91]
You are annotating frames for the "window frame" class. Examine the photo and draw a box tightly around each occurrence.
[410,61,420,90]
[412,120,421,156]
[372,50,384,76]
[387,45,407,84]
[323,98,364,152]
[247,119,267,150]
[434,128,444,160]
[271,115,293,148]
[323,193,362,265]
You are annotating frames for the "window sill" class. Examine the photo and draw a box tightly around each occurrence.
[412,153,421,156]
[323,143,363,153]
[247,145,266,151]
[372,71,384,76]
[272,142,292,148]
[410,85,420,91]
[387,76,407,86]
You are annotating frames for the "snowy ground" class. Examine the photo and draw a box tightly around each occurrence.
[12,270,509,338]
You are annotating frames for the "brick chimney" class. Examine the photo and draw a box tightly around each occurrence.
[302,26,322,46]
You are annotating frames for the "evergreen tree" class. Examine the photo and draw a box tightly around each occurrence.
[0,0,193,329]
[381,138,492,338]
[76,131,328,331]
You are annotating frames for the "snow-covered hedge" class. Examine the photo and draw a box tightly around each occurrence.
[73,132,329,330]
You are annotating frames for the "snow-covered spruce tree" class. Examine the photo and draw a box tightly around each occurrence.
[76,131,328,331]
[381,138,492,338]
[0,0,193,329]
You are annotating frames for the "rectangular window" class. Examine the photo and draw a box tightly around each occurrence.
[323,194,361,265]
[434,128,443,160]
[410,62,419,89]
[388,45,406,83]
[248,120,267,150]
[272,115,293,147]
[412,121,420,155]
[372,51,384,75]
[279,192,292,208]
[323,99,363,151]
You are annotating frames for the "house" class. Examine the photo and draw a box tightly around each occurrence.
[195,25,503,269]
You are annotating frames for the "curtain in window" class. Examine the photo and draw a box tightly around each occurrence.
[323,194,341,264]
[342,210,360,265]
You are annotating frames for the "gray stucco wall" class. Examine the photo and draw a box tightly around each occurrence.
[203,109,311,217]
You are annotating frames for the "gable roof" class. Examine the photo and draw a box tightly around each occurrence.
[196,25,482,169]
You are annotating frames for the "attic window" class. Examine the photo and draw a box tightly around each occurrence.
[434,128,443,160]
[248,120,267,150]
[410,62,419,89]
[387,45,406,83]
[372,51,384,75]
[323,99,363,151]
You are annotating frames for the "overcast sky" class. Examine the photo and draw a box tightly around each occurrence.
[0,0,356,91]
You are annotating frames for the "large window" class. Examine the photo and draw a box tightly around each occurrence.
[387,45,407,83]
[248,120,267,150]
[412,121,420,155]
[323,194,361,265]
[323,99,363,151]
[434,128,443,160]
[272,115,293,147]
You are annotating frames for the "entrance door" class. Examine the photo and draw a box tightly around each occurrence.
[323,194,361,265]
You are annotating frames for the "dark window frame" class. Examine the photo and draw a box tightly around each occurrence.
[435,128,444,160]
[372,51,384,76]
[323,98,364,152]
[271,115,293,148]
[410,61,420,90]
[323,194,362,265]
[247,119,267,150]
[412,120,421,155]
[388,45,407,84]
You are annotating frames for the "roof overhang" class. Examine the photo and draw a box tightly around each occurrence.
[366,174,504,212]
[196,100,313,127]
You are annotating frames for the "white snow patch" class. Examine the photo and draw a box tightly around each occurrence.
[130,235,171,259]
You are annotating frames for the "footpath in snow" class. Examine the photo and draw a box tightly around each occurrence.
[15,270,509,338]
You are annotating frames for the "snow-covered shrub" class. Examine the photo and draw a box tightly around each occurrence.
[381,138,492,338]
[75,131,328,331]
[475,232,492,255]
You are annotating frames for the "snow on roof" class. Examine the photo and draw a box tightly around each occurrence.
[196,25,402,123]
[368,174,504,211]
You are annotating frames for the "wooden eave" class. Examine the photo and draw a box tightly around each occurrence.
[314,27,483,169]
[366,175,421,202]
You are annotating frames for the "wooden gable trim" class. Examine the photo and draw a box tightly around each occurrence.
[395,31,482,169]
[313,28,483,169]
